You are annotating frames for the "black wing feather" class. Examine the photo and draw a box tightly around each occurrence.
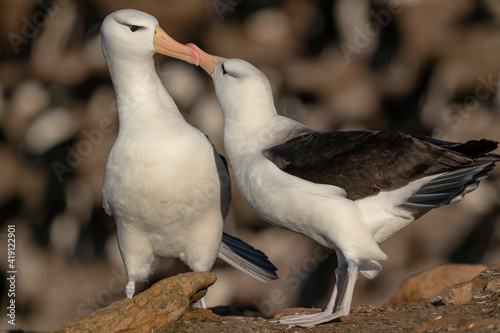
[264,130,499,200]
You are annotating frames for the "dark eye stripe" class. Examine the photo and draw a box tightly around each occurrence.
[116,21,144,32]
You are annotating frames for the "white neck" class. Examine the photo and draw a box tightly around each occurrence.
[224,100,277,134]
[105,53,185,132]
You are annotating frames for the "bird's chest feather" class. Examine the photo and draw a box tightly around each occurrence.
[102,130,220,222]
[232,156,318,229]
[233,153,364,249]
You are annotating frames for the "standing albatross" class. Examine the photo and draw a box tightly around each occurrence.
[185,45,500,326]
[100,10,277,304]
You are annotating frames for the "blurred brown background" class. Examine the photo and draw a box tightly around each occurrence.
[0,0,500,331]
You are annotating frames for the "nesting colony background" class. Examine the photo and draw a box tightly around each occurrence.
[1,0,500,331]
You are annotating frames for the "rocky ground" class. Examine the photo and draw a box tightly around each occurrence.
[164,265,500,333]
[50,264,500,333]
[174,302,500,333]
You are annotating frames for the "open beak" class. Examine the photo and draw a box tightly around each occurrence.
[186,43,225,75]
[154,26,200,66]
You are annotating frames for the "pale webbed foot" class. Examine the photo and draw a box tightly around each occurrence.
[275,258,358,328]
[277,307,349,327]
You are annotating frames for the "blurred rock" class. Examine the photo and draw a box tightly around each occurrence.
[441,280,472,305]
[412,264,500,333]
[204,8,299,65]
[0,0,35,57]
[55,272,217,333]
[391,264,487,307]
[189,94,225,153]
[245,9,291,45]
[393,0,474,73]
[335,0,376,59]
[31,2,87,84]
[0,145,22,204]
[23,107,79,155]
[4,79,49,142]
[159,62,205,110]
[486,0,500,20]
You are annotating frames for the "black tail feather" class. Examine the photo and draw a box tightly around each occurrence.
[218,232,278,283]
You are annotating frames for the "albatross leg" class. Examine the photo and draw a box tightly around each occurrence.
[196,297,207,308]
[326,250,347,312]
[278,256,359,327]
[125,276,207,309]
[125,277,136,299]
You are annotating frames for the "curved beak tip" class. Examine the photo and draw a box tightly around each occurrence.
[186,48,200,66]
[185,43,225,75]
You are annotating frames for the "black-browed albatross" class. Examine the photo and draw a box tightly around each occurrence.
[185,44,500,326]
[100,10,277,305]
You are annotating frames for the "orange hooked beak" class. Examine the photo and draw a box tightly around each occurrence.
[153,26,200,66]
[186,43,225,75]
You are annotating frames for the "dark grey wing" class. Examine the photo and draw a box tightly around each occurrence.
[219,232,278,282]
[216,151,278,282]
[413,135,499,158]
[216,152,231,217]
[205,141,278,282]
[205,135,232,217]
[403,163,496,209]
[264,130,499,201]
[218,152,230,176]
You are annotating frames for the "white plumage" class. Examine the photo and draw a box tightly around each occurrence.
[187,45,499,326]
[100,9,276,303]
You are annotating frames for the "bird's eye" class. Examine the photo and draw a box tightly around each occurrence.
[129,25,140,32]
[221,63,228,75]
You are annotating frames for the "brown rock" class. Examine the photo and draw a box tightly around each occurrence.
[273,307,322,319]
[413,316,500,333]
[455,318,500,332]
[471,264,500,294]
[391,264,487,307]
[442,281,472,305]
[55,272,217,333]
[412,314,474,333]
[181,308,216,322]
[486,278,500,294]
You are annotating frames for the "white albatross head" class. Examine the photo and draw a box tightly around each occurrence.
[101,9,199,65]
[186,44,276,123]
